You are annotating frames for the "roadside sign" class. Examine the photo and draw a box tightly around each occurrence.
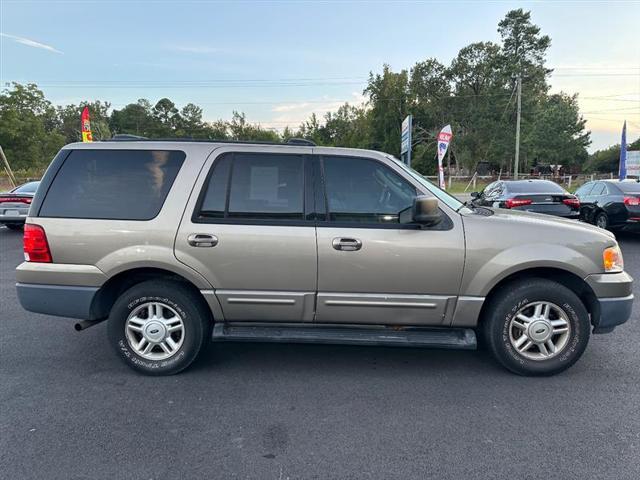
[401,115,412,166]
[627,151,640,177]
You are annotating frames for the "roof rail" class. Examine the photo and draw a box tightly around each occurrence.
[107,134,316,147]
[110,134,148,141]
[285,138,316,146]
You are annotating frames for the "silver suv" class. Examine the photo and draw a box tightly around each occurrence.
[16,140,634,376]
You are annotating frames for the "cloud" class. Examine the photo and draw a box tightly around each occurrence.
[0,33,63,54]
[267,92,368,129]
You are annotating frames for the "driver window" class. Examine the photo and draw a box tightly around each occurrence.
[322,156,416,224]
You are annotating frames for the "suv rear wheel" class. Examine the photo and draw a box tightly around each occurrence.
[482,278,590,376]
[107,280,211,375]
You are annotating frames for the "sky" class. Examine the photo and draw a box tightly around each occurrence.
[1,0,639,152]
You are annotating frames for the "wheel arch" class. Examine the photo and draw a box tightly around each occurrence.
[90,267,213,321]
[478,267,599,329]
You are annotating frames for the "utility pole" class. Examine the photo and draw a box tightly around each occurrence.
[514,74,522,179]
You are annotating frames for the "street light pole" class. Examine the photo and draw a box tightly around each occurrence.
[514,74,522,179]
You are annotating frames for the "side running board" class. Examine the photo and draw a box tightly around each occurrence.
[212,323,477,350]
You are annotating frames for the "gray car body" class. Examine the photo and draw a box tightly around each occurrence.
[16,141,634,334]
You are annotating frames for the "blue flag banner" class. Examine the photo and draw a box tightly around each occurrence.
[619,121,627,180]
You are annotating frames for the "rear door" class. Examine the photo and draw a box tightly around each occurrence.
[175,146,317,322]
[313,152,465,326]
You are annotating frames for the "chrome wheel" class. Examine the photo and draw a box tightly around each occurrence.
[509,301,571,361]
[125,302,185,360]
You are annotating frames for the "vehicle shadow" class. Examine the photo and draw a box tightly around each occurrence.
[190,340,506,379]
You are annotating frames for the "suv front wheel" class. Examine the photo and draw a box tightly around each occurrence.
[482,278,590,376]
[107,280,211,375]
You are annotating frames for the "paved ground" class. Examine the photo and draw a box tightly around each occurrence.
[1,226,639,480]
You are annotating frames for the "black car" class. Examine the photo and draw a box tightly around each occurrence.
[574,179,640,231]
[471,179,580,218]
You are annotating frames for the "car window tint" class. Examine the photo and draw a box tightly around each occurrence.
[227,153,304,219]
[39,149,185,220]
[575,183,594,196]
[591,183,606,196]
[323,156,416,223]
[200,155,232,218]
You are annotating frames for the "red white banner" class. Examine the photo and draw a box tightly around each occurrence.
[437,125,452,189]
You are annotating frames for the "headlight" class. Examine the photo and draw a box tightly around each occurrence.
[603,245,624,273]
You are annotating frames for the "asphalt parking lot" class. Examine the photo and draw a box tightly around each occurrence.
[1,226,639,480]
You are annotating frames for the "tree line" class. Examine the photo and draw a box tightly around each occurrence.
[0,9,633,176]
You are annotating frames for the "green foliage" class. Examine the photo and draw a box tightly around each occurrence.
[0,83,65,170]
[0,9,597,177]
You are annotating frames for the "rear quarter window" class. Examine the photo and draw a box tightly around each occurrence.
[39,149,185,220]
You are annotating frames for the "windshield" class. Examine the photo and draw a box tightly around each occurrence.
[386,155,472,213]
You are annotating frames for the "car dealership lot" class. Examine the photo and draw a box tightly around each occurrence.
[1,226,639,479]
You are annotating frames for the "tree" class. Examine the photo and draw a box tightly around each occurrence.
[58,100,111,143]
[110,99,158,137]
[153,98,181,136]
[525,93,590,169]
[364,65,410,155]
[0,83,65,170]
[586,137,640,173]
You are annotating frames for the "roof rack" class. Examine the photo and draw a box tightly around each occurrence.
[108,135,316,147]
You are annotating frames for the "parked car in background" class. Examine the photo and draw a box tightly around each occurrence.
[15,140,633,377]
[0,181,40,230]
[471,179,580,219]
[575,179,640,231]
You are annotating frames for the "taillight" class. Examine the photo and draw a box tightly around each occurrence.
[623,196,640,206]
[0,196,31,204]
[23,224,52,263]
[563,197,580,208]
[505,198,532,208]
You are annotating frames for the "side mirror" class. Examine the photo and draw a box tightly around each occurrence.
[470,192,480,199]
[412,196,442,227]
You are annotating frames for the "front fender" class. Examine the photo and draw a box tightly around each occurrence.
[461,243,602,297]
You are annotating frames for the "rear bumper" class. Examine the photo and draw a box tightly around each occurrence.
[16,283,99,319]
[593,294,634,333]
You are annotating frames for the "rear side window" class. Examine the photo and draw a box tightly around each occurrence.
[39,149,185,220]
[591,183,606,196]
[197,152,305,221]
[575,183,594,196]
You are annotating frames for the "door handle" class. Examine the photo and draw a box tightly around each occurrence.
[187,233,218,247]
[332,237,362,251]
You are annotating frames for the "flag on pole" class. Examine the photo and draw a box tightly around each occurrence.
[437,125,453,189]
[81,107,93,143]
[619,121,627,180]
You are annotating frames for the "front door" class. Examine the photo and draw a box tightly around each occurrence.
[175,146,317,322]
[314,153,465,326]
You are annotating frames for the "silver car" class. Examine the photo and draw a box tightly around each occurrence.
[15,140,634,376]
[0,181,40,230]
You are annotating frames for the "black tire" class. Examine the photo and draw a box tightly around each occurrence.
[482,278,590,376]
[4,223,24,231]
[107,280,212,375]
[595,211,609,230]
